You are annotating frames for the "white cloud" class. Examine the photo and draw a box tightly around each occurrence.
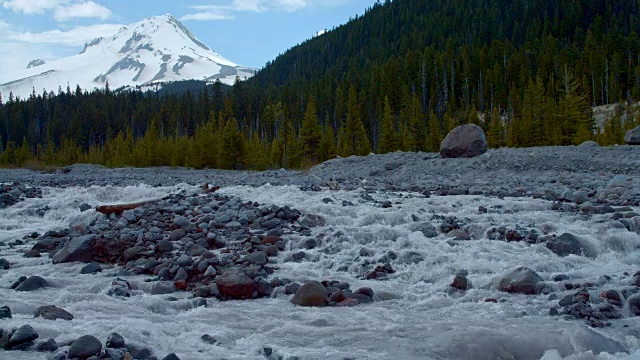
[53,1,111,21]
[2,0,112,21]
[2,0,68,14]
[7,23,124,46]
[181,0,347,21]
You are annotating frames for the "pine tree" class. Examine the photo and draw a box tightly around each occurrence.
[378,96,398,153]
[427,112,442,152]
[487,107,503,148]
[299,97,322,162]
[408,94,427,151]
[317,124,337,161]
[219,117,246,169]
[339,85,371,156]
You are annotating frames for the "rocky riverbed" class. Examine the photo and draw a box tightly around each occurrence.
[1,145,640,359]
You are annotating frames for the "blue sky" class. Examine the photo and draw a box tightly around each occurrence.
[0,0,378,71]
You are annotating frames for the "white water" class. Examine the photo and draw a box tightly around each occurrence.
[1,184,640,360]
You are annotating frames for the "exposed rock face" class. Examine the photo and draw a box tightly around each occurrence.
[290,281,328,307]
[626,126,640,145]
[440,124,488,158]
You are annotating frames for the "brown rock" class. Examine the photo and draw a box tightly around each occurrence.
[215,267,257,299]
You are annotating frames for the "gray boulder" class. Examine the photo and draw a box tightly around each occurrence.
[106,332,125,348]
[290,281,328,307]
[36,338,58,352]
[440,124,488,158]
[34,305,74,321]
[68,335,102,358]
[0,306,11,319]
[625,126,640,145]
[546,233,590,257]
[52,234,96,263]
[497,267,543,295]
[15,276,48,291]
[411,222,438,238]
[151,282,176,295]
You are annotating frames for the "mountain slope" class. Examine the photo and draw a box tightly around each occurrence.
[0,14,253,99]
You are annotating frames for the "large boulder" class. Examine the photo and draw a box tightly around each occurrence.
[497,267,543,295]
[546,233,591,257]
[625,126,640,145]
[290,281,328,307]
[215,267,257,299]
[52,234,96,263]
[440,124,488,158]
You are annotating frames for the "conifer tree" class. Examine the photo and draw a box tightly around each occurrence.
[339,85,371,156]
[408,94,427,151]
[487,107,503,148]
[300,97,322,162]
[317,124,336,161]
[427,112,442,152]
[219,117,245,169]
[378,96,398,153]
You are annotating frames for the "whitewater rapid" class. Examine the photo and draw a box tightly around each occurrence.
[1,184,640,359]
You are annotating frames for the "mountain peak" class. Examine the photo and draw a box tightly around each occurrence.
[0,14,254,98]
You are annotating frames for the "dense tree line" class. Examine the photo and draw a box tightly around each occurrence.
[2,0,640,168]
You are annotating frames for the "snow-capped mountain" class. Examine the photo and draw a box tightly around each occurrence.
[0,14,254,99]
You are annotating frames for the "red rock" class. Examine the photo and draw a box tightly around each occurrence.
[261,236,281,245]
[336,299,360,307]
[174,280,187,291]
[215,267,257,299]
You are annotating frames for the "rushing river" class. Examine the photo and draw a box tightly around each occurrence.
[1,184,640,360]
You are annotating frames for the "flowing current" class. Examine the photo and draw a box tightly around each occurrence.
[1,183,640,360]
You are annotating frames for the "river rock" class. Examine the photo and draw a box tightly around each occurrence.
[52,234,97,263]
[34,305,74,321]
[0,258,9,270]
[440,124,488,158]
[546,233,589,257]
[215,267,257,299]
[163,353,181,360]
[68,335,102,358]
[578,140,599,148]
[497,267,543,295]
[0,306,11,319]
[7,324,39,350]
[290,281,328,307]
[15,276,48,291]
[151,282,176,295]
[106,332,125,348]
[80,262,102,274]
[36,338,58,352]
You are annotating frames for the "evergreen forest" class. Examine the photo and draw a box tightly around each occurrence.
[2,0,640,169]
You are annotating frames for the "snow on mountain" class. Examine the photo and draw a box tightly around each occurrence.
[0,14,254,99]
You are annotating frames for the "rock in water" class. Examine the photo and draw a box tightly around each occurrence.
[497,267,543,295]
[15,276,48,291]
[625,126,640,145]
[215,267,257,299]
[7,324,39,349]
[290,281,328,307]
[546,233,589,257]
[106,332,126,348]
[68,335,102,358]
[34,305,74,321]
[52,234,96,263]
[0,306,11,319]
[440,124,488,158]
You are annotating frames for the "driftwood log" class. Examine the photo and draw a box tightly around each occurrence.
[95,200,155,216]
[95,184,219,215]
